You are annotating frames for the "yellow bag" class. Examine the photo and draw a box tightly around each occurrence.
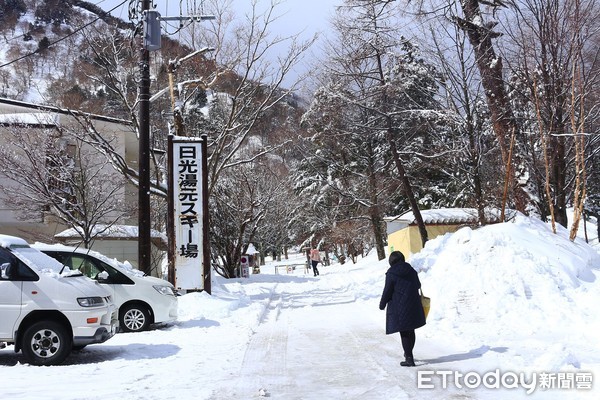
[420,289,430,319]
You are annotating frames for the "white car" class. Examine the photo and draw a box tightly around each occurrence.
[33,243,178,333]
[0,234,118,366]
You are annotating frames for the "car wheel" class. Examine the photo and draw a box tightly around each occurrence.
[22,321,71,366]
[120,304,151,332]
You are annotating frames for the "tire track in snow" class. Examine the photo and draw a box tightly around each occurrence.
[208,289,290,399]
[207,273,479,400]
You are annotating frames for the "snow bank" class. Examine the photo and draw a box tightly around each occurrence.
[411,214,600,372]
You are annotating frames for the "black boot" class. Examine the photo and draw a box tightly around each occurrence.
[400,356,415,367]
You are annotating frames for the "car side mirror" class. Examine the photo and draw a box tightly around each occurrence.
[96,270,109,281]
[1,262,11,279]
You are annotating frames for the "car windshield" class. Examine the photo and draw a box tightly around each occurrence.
[11,244,76,275]
[87,250,145,277]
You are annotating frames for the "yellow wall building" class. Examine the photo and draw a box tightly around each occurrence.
[385,208,494,260]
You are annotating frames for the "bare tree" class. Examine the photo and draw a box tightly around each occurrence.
[252,169,304,265]
[171,0,315,276]
[179,0,316,195]
[38,1,313,279]
[505,0,600,230]
[407,0,600,233]
[453,0,537,215]
[0,122,128,247]
[70,1,313,196]
[424,2,501,224]
[209,157,293,278]
[407,0,536,216]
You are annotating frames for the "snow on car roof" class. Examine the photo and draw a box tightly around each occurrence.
[0,234,30,248]
[0,235,75,275]
[32,242,145,278]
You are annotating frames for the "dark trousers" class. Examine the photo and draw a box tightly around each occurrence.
[311,260,320,276]
[400,330,416,358]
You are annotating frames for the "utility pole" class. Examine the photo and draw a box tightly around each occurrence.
[134,1,213,282]
[138,0,152,275]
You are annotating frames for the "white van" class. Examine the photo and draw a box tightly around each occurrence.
[33,243,178,333]
[0,234,118,366]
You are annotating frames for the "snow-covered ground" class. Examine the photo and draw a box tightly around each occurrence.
[1,214,599,399]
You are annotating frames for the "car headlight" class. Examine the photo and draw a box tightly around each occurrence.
[77,297,105,307]
[153,285,177,296]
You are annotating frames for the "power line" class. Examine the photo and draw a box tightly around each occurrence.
[0,0,130,69]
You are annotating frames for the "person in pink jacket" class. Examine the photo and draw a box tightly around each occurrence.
[309,248,321,277]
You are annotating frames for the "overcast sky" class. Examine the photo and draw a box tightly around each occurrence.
[97,0,341,88]
[98,0,340,43]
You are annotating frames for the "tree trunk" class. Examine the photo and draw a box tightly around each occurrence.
[457,0,530,213]
[370,212,387,261]
[466,116,487,224]
[387,128,428,247]
[367,141,387,260]
[550,133,568,227]
[370,21,428,248]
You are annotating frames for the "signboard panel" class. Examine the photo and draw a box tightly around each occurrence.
[169,136,209,291]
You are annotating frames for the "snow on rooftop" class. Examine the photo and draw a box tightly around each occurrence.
[0,112,58,125]
[55,225,167,242]
[390,207,502,225]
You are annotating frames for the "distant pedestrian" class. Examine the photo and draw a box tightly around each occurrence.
[309,248,321,276]
[379,251,426,367]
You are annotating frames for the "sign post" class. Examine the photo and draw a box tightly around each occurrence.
[167,135,210,293]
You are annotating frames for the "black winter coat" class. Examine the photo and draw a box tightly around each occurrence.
[379,261,426,334]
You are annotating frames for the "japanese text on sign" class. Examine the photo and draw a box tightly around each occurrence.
[177,145,200,258]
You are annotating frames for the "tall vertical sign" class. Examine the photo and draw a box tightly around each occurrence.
[168,135,210,293]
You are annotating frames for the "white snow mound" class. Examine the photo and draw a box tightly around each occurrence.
[411,213,600,342]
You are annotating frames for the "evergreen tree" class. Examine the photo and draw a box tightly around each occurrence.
[297,0,448,258]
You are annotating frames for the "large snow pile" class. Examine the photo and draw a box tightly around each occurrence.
[411,213,600,372]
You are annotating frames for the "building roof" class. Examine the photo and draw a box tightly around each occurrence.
[54,225,168,250]
[0,97,132,126]
[0,112,58,127]
[386,208,501,225]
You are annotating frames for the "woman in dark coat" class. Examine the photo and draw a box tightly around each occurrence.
[379,251,426,367]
